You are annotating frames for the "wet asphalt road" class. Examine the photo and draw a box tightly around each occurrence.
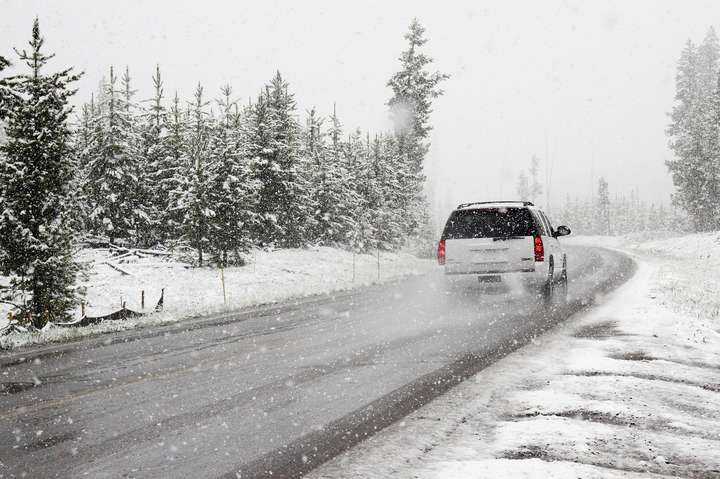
[0,245,634,479]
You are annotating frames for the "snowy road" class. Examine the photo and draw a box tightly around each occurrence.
[0,245,633,479]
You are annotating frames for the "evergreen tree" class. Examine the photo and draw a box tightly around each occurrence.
[85,66,147,244]
[73,98,95,235]
[0,19,83,325]
[596,177,611,235]
[252,71,313,247]
[371,134,405,249]
[387,19,448,237]
[667,41,701,228]
[656,203,669,230]
[345,129,376,252]
[173,83,212,265]
[694,28,720,229]
[320,105,358,245]
[207,85,259,266]
[304,106,354,245]
[140,65,169,244]
[667,30,720,231]
[121,67,153,245]
[161,92,188,241]
[529,155,543,203]
[516,171,530,201]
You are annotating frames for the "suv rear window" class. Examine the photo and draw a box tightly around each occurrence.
[442,208,537,239]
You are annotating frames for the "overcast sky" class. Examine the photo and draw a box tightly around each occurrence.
[3,0,719,218]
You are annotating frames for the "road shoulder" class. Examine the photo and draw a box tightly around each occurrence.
[0,247,433,350]
[307,237,720,478]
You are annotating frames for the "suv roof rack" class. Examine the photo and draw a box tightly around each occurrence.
[456,201,534,209]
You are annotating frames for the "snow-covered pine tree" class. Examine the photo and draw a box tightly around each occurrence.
[694,28,720,230]
[596,177,611,235]
[612,194,628,235]
[246,88,273,244]
[207,85,258,266]
[656,203,669,231]
[387,19,448,238]
[252,71,313,247]
[304,107,329,243]
[140,65,169,244]
[529,155,543,204]
[0,19,83,325]
[172,83,212,265]
[371,133,405,250]
[160,92,188,242]
[121,67,153,246]
[344,128,376,252]
[701,69,720,230]
[304,107,324,243]
[667,30,720,231]
[578,198,594,234]
[323,105,358,245]
[73,98,95,235]
[647,203,660,231]
[516,170,530,201]
[85,66,147,244]
[667,40,699,227]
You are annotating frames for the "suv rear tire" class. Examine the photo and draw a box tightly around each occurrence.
[541,261,555,307]
[556,269,568,305]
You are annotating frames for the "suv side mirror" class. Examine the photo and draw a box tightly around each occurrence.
[554,225,571,237]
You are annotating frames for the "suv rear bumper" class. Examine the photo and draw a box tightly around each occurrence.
[443,261,549,285]
[444,265,536,275]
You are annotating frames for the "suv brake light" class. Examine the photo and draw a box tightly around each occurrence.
[534,235,544,262]
[437,239,446,265]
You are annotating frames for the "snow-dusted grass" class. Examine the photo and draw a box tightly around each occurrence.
[571,232,720,342]
[0,246,433,349]
[635,232,720,340]
[308,232,720,478]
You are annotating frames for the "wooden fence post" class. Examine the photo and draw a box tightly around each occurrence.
[141,290,145,310]
[221,268,227,307]
[377,248,380,281]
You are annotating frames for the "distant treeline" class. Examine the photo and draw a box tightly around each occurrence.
[556,178,689,236]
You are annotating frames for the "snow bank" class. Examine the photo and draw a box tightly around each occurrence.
[308,232,720,478]
[571,231,720,342]
[0,247,433,348]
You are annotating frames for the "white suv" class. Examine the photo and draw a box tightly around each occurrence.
[437,201,571,303]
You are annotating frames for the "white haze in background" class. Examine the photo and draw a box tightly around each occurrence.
[3,0,720,221]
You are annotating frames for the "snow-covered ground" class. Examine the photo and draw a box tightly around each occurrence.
[308,232,720,478]
[0,247,433,349]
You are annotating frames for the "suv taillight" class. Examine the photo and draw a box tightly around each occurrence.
[437,239,446,265]
[534,235,544,262]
